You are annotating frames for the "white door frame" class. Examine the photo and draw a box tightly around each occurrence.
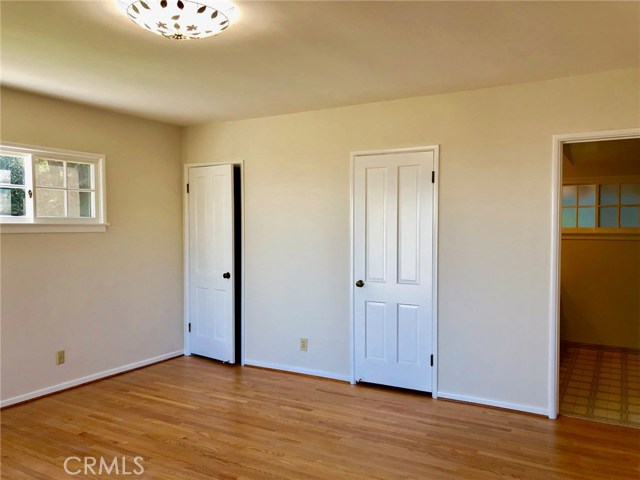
[183,160,245,365]
[349,146,440,397]
[548,128,639,419]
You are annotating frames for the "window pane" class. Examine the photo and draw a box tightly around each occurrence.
[35,159,64,188]
[562,207,576,227]
[67,163,93,190]
[36,188,65,217]
[562,186,577,206]
[68,191,93,218]
[578,185,596,206]
[0,155,26,186]
[0,188,25,216]
[620,207,639,228]
[578,207,595,227]
[599,184,618,206]
[599,207,617,228]
[621,184,640,205]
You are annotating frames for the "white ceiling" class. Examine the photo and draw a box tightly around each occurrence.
[1,1,638,126]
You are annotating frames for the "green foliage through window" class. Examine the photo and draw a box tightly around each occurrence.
[0,156,26,216]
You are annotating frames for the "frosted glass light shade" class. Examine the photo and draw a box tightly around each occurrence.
[119,0,237,40]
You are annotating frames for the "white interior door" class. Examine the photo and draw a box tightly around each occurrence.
[188,164,235,362]
[354,150,435,391]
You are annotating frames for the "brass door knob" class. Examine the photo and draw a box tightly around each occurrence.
[355,280,365,288]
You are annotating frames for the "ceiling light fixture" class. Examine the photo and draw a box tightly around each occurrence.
[118,0,237,40]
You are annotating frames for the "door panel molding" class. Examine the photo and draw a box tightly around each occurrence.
[350,146,439,396]
[183,160,245,365]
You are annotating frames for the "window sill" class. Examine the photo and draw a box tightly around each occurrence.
[0,223,109,234]
[562,230,640,241]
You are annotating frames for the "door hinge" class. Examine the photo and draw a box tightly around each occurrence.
[186,183,189,193]
[431,171,435,183]
[430,354,434,367]
[188,323,191,333]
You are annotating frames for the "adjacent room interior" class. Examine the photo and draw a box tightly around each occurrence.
[559,138,640,428]
[1,1,639,478]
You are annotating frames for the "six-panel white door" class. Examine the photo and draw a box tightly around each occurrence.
[188,164,235,363]
[354,151,434,391]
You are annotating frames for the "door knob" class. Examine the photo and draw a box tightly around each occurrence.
[223,272,231,279]
[355,280,364,288]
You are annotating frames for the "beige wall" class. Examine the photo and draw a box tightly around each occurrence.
[0,88,184,403]
[561,239,640,348]
[183,68,639,413]
[561,157,640,348]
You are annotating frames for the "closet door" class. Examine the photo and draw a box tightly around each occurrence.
[353,151,434,391]
[188,164,235,363]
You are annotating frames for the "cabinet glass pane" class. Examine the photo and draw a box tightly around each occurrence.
[562,186,577,206]
[36,188,65,217]
[621,184,640,205]
[35,159,64,188]
[0,155,25,185]
[577,207,595,228]
[620,207,639,228]
[578,185,596,206]
[562,208,576,227]
[599,207,617,228]
[68,191,93,218]
[67,163,92,190]
[599,184,618,206]
[0,188,25,216]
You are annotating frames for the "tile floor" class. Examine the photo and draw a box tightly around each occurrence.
[559,341,640,428]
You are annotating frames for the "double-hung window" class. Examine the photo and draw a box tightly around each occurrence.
[0,143,106,233]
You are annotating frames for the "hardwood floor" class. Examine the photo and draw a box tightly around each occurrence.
[2,356,639,479]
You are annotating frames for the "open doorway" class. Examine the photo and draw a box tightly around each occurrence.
[552,133,639,426]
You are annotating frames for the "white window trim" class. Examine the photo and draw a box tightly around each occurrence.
[0,142,108,233]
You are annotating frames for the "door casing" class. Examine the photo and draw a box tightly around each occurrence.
[183,160,245,364]
[349,146,439,396]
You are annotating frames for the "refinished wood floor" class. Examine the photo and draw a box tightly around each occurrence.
[2,356,639,479]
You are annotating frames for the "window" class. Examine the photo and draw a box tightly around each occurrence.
[0,152,30,219]
[562,182,640,230]
[0,143,106,233]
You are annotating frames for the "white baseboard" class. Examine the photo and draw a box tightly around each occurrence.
[1,350,183,408]
[437,391,548,416]
[244,359,350,382]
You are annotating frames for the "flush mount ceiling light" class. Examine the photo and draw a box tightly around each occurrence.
[118,0,237,40]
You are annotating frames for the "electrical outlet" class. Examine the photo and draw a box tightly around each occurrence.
[56,350,65,365]
[300,337,308,352]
